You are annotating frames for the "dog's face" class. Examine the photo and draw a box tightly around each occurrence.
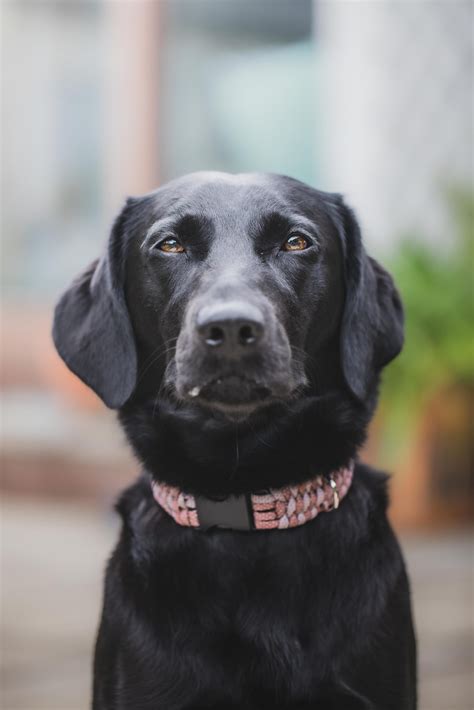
[125,173,345,417]
[53,172,404,417]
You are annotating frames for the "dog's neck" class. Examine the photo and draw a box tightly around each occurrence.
[151,460,354,531]
[119,388,372,498]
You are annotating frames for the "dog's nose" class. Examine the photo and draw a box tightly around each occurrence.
[196,301,264,354]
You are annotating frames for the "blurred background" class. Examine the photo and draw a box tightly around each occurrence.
[1,1,472,708]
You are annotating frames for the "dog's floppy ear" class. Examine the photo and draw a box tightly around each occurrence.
[334,197,404,401]
[52,201,137,408]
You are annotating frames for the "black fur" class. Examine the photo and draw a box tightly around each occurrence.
[53,206,137,408]
[52,172,416,709]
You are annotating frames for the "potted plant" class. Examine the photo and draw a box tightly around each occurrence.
[367,188,474,528]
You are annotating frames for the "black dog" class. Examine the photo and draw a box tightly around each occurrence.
[53,172,416,709]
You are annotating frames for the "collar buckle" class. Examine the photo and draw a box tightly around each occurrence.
[195,493,254,531]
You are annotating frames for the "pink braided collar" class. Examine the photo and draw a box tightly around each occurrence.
[151,461,354,531]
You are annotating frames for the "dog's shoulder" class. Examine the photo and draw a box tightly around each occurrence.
[115,473,152,523]
[354,461,391,513]
[114,473,176,549]
[347,462,401,552]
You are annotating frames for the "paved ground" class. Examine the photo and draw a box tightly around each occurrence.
[1,496,473,710]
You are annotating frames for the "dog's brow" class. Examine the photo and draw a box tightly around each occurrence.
[259,212,318,236]
[141,217,177,248]
[288,214,319,235]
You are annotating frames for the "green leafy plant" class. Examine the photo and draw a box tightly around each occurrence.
[378,188,474,464]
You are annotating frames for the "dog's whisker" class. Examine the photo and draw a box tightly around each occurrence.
[151,361,174,419]
[136,339,178,386]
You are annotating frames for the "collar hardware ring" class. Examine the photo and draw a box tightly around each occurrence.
[329,475,340,510]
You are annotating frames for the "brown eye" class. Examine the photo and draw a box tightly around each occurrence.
[157,237,185,254]
[282,234,310,252]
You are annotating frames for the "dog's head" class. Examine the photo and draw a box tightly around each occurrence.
[53,172,403,418]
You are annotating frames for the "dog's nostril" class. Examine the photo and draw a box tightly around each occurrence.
[239,324,257,346]
[197,302,265,352]
[205,326,225,347]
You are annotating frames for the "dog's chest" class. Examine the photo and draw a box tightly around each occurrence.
[108,476,409,707]
[133,522,351,693]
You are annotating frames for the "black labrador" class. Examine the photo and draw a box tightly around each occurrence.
[53,172,416,709]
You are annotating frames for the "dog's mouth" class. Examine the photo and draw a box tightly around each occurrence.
[187,373,273,411]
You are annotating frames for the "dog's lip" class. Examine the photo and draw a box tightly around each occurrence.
[187,373,272,405]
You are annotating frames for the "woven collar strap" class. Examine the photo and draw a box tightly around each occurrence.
[151,461,354,532]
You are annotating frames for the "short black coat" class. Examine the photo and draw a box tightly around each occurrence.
[52,172,416,709]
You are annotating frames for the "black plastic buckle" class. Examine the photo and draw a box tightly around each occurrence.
[195,493,254,531]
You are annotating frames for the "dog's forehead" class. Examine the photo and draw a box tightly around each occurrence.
[145,172,331,225]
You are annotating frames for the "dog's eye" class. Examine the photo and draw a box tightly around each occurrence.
[156,237,185,254]
[282,234,310,252]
